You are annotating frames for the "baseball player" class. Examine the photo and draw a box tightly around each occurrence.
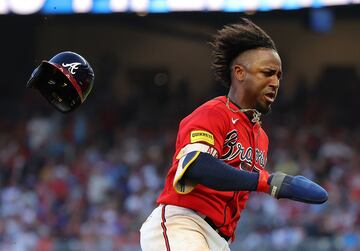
[140,18,328,251]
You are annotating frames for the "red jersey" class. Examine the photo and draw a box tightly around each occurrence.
[157,96,269,239]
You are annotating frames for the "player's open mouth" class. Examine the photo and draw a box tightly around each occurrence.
[264,92,276,103]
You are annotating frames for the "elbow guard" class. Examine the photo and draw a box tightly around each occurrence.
[173,151,201,194]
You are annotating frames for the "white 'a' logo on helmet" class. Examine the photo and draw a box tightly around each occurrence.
[62,62,81,74]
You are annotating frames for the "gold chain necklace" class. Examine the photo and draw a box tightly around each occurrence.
[225,97,262,124]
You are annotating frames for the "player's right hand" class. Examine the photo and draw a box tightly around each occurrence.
[267,172,328,204]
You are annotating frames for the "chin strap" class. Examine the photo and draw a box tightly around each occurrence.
[225,97,262,124]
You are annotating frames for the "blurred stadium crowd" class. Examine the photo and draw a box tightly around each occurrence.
[1,65,360,251]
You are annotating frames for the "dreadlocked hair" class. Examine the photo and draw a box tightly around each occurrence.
[210,18,277,87]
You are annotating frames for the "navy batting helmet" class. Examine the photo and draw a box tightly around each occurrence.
[27,51,95,113]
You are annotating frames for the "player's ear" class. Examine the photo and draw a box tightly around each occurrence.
[233,64,246,82]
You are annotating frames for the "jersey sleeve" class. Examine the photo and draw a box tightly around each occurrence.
[173,105,229,194]
[179,105,228,157]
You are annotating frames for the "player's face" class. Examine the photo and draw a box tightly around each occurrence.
[234,49,282,114]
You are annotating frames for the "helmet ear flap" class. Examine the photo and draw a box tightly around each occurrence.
[27,61,54,89]
[26,64,43,89]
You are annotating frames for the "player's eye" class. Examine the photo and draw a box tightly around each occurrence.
[263,70,282,80]
[262,70,275,77]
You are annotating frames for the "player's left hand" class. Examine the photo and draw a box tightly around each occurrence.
[268,172,328,204]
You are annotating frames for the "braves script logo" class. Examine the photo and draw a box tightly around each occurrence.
[220,129,266,168]
[62,62,81,74]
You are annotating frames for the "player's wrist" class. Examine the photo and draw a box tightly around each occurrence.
[256,169,270,193]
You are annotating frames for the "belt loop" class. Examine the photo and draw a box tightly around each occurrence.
[193,210,231,242]
[204,216,231,242]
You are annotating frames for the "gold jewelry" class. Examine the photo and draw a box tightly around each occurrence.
[226,97,262,124]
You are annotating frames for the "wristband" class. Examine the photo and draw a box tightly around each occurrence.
[256,169,270,193]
